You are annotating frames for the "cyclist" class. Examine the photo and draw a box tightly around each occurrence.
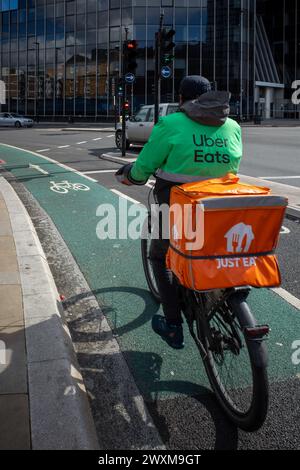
[117,75,243,349]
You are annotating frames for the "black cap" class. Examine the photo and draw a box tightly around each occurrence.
[179,75,211,100]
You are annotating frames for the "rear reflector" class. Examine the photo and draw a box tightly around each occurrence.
[245,325,270,338]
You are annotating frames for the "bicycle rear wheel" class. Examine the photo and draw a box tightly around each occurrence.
[141,219,161,303]
[195,290,269,431]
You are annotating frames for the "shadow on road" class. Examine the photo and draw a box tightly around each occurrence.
[64,287,240,450]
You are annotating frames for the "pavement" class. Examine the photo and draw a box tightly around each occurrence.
[0,176,99,450]
[241,119,300,127]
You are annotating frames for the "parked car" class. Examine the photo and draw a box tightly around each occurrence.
[115,103,179,150]
[0,113,34,128]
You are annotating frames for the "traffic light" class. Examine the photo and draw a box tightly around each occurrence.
[124,40,138,75]
[118,78,123,97]
[160,28,175,67]
[123,100,130,113]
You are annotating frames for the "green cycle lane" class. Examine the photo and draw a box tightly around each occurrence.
[1,143,300,401]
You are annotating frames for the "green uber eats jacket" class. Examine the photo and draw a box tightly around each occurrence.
[130,90,243,184]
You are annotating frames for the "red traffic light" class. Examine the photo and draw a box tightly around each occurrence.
[123,100,130,112]
[127,40,138,50]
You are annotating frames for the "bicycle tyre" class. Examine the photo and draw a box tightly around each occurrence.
[197,294,269,431]
[141,220,161,303]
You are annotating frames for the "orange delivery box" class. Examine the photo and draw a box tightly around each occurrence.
[166,173,288,291]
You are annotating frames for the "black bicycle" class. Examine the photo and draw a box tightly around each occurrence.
[141,191,269,432]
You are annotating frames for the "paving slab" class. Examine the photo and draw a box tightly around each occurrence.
[0,236,19,272]
[0,285,23,327]
[14,229,47,259]
[0,326,27,394]
[0,206,12,236]
[18,255,55,296]
[0,394,30,450]
[28,358,99,450]
[0,272,20,285]
[25,314,74,363]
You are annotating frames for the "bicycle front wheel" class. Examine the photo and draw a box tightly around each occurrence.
[196,291,269,431]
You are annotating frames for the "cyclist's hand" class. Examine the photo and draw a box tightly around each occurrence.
[115,164,134,186]
[115,163,148,186]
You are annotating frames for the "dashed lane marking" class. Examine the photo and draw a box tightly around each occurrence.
[77,141,88,145]
[82,170,117,175]
[260,176,300,180]
[37,149,50,153]
[93,137,103,141]
[107,135,115,138]
[58,145,70,149]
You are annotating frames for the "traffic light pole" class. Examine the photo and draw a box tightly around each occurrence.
[121,28,129,157]
[154,12,164,125]
[154,32,160,125]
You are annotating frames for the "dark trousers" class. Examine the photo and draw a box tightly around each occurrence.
[149,178,182,325]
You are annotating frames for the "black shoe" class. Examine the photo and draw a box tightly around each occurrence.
[151,315,184,350]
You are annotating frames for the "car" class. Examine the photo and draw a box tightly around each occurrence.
[0,113,34,128]
[115,103,179,150]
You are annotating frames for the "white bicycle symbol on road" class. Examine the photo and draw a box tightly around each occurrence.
[50,180,90,194]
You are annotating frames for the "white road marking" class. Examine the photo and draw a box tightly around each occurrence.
[37,149,50,153]
[107,135,114,138]
[101,153,137,164]
[29,163,49,175]
[77,141,88,145]
[260,176,300,180]
[110,189,140,204]
[58,145,70,149]
[272,287,300,311]
[93,137,103,141]
[280,226,291,234]
[82,170,116,175]
[50,180,90,194]
[0,143,97,182]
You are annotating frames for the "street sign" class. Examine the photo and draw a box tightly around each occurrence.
[161,66,172,79]
[125,73,136,84]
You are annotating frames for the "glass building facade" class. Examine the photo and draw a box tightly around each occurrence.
[257,0,300,118]
[0,0,256,118]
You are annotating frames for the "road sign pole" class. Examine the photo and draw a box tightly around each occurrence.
[154,12,164,124]
[154,32,159,125]
[121,28,129,157]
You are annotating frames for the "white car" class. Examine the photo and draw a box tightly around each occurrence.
[115,103,179,150]
[0,113,34,128]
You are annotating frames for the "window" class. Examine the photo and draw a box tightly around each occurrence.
[167,104,179,115]
[135,107,150,122]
